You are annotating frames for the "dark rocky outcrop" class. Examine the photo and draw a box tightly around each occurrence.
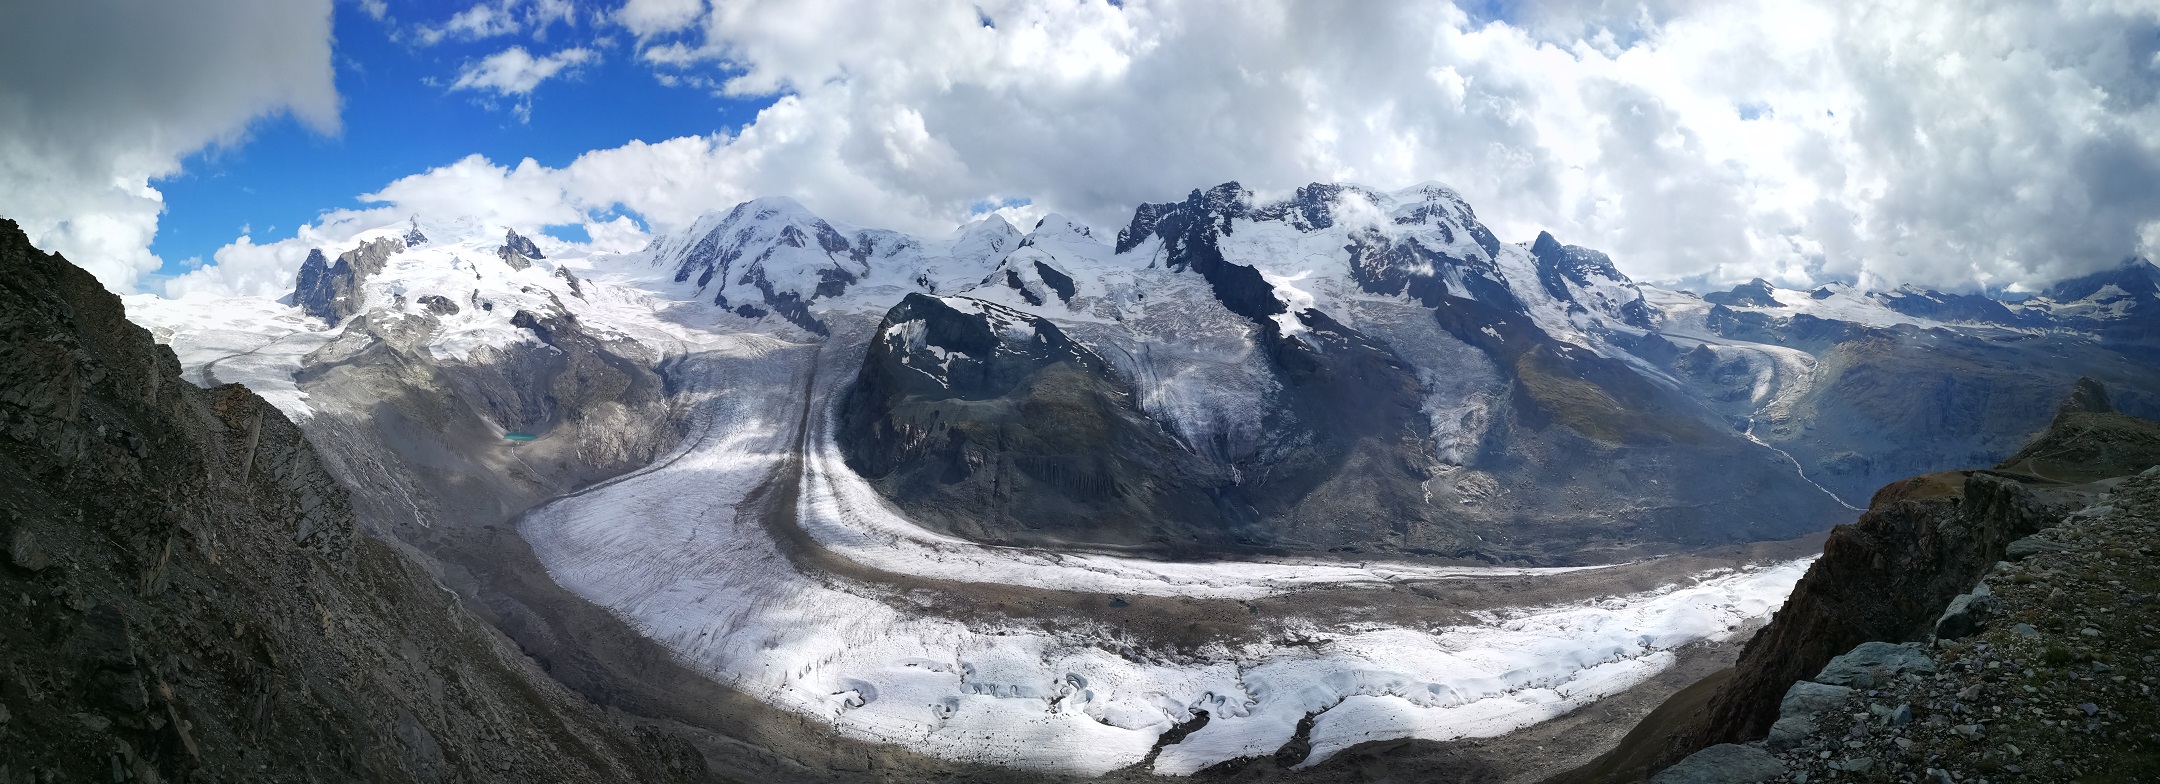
[554,265,585,298]
[1032,260,1075,302]
[1752,471,2160,783]
[1677,467,2059,750]
[1702,279,1780,308]
[416,294,460,315]
[0,219,704,783]
[291,248,337,320]
[839,294,1234,551]
[1553,380,2160,783]
[497,228,543,271]
[291,236,406,325]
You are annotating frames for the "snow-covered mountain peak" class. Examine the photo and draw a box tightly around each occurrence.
[1524,231,1654,330]
[948,213,1024,268]
[1026,212,1092,240]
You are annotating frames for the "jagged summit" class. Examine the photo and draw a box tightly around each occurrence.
[498,227,545,271]
[1528,231,1653,329]
[292,235,406,324]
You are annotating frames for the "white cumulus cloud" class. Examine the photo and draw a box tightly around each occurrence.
[453,46,598,96]
[418,0,579,45]
[0,0,337,293]
[168,0,2160,298]
[450,45,598,121]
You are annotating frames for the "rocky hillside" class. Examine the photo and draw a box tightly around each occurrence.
[1553,379,2160,783]
[1736,474,2160,783]
[0,219,705,783]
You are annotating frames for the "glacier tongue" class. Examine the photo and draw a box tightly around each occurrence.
[517,308,1813,774]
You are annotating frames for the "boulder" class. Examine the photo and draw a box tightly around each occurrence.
[6,523,51,571]
[2004,535,2071,561]
[1767,681,1853,751]
[1933,585,1998,640]
[1765,717,1813,753]
[1814,641,1935,688]
[1651,744,1784,784]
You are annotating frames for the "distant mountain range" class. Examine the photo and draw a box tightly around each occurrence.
[602,181,2160,562]
[95,181,2160,776]
[122,180,2160,566]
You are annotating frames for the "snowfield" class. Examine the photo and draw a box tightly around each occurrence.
[122,293,337,419]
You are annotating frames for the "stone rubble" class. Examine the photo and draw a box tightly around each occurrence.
[1659,467,2160,783]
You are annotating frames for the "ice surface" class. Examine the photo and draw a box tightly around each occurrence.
[121,293,336,419]
[521,313,1814,775]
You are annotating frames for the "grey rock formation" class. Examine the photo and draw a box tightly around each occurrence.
[291,236,406,324]
[1766,681,1854,751]
[555,264,585,298]
[498,228,543,270]
[1702,279,1781,307]
[1649,744,1783,784]
[0,218,704,783]
[2004,535,2071,560]
[1529,230,1655,328]
[1812,641,1936,687]
[1931,584,1997,640]
[416,293,460,315]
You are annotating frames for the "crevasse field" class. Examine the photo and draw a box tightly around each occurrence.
[515,330,1809,775]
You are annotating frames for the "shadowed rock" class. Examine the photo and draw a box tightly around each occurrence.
[0,217,705,783]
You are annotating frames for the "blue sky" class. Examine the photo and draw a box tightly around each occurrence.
[150,1,775,278]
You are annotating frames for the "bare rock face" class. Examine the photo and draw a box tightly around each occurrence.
[1671,469,2058,756]
[292,236,407,325]
[839,293,1231,552]
[1560,380,2160,782]
[497,228,543,271]
[0,218,704,783]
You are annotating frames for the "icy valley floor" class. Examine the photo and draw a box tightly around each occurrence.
[516,333,1813,776]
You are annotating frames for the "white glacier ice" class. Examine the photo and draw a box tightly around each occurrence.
[123,193,1828,777]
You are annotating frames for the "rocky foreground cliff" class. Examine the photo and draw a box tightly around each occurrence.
[1554,380,2160,784]
[0,219,706,783]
